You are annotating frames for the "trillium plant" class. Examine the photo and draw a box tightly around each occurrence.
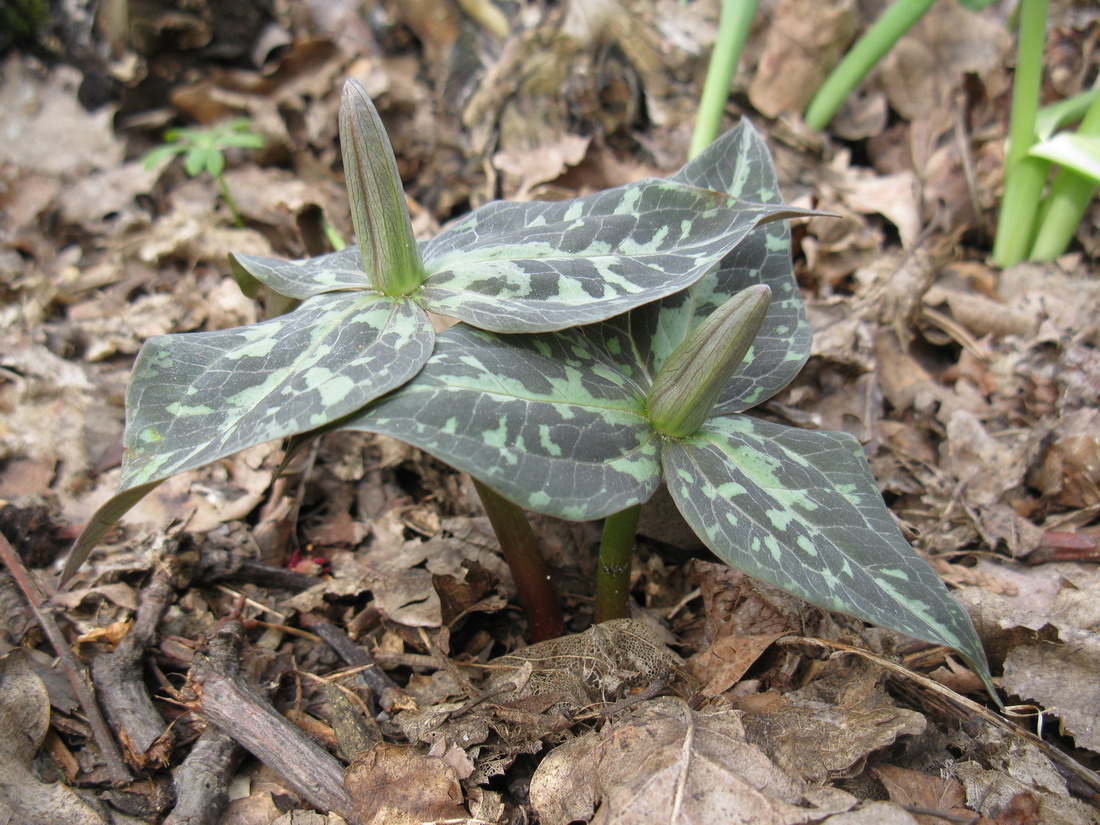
[64,80,792,581]
[66,79,993,696]
[330,123,994,691]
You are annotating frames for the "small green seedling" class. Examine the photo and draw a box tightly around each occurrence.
[143,118,265,227]
[64,81,798,583]
[336,121,994,696]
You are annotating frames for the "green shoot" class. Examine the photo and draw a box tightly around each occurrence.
[991,0,1050,267]
[1028,91,1100,260]
[690,0,759,159]
[803,0,937,131]
[142,118,265,228]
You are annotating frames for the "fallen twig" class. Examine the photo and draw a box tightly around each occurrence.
[0,529,132,785]
[299,614,409,711]
[92,563,178,769]
[186,619,353,819]
[163,726,242,825]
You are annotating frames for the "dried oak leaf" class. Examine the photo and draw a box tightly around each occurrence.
[739,673,926,784]
[529,696,855,825]
[344,742,466,825]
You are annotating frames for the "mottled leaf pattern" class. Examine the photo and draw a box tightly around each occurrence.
[417,180,789,332]
[120,292,432,488]
[341,325,660,520]
[662,415,990,682]
[230,248,370,299]
[624,120,811,411]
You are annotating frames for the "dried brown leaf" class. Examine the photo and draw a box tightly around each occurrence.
[740,677,926,784]
[344,742,466,825]
[748,0,859,118]
[529,697,855,825]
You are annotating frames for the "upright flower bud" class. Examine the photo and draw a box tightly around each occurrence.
[648,284,772,438]
[339,79,426,296]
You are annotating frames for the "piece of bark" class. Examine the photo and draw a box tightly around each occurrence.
[92,567,176,768]
[322,682,381,762]
[163,726,242,825]
[187,620,353,819]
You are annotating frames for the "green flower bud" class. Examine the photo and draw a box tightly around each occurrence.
[339,79,426,296]
[648,284,772,438]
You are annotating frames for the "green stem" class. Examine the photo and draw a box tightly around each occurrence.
[594,505,641,623]
[803,0,936,131]
[992,0,1049,267]
[472,479,564,642]
[215,173,245,227]
[1029,90,1100,261]
[690,0,758,160]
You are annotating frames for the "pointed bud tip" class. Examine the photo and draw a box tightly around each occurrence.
[648,283,774,439]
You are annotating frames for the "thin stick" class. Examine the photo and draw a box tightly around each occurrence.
[0,530,132,784]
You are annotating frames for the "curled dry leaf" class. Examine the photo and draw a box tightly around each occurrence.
[739,675,926,784]
[958,564,1100,755]
[948,726,1097,825]
[529,697,855,825]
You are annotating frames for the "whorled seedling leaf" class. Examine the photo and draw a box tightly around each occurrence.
[61,294,433,581]
[660,416,990,686]
[337,314,992,692]
[417,184,799,333]
[340,80,426,296]
[346,324,660,520]
[630,119,812,412]
[65,101,795,583]
[234,179,801,334]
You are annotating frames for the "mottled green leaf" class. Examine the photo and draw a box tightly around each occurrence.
[339,324,660,520]
[230,248,370,299]
[120,292,432,490]
[627,120,811,412]
[662,415,991,685]
[418,180,791,333]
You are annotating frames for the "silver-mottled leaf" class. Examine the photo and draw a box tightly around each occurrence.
[230,248,369,299]
[339,324,660,520]
[662,415,991,686]
[418,180,789,332]
[628,120,811,412]
[121,292,433,490]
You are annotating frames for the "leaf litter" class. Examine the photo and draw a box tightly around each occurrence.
[1,2,1099,824]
